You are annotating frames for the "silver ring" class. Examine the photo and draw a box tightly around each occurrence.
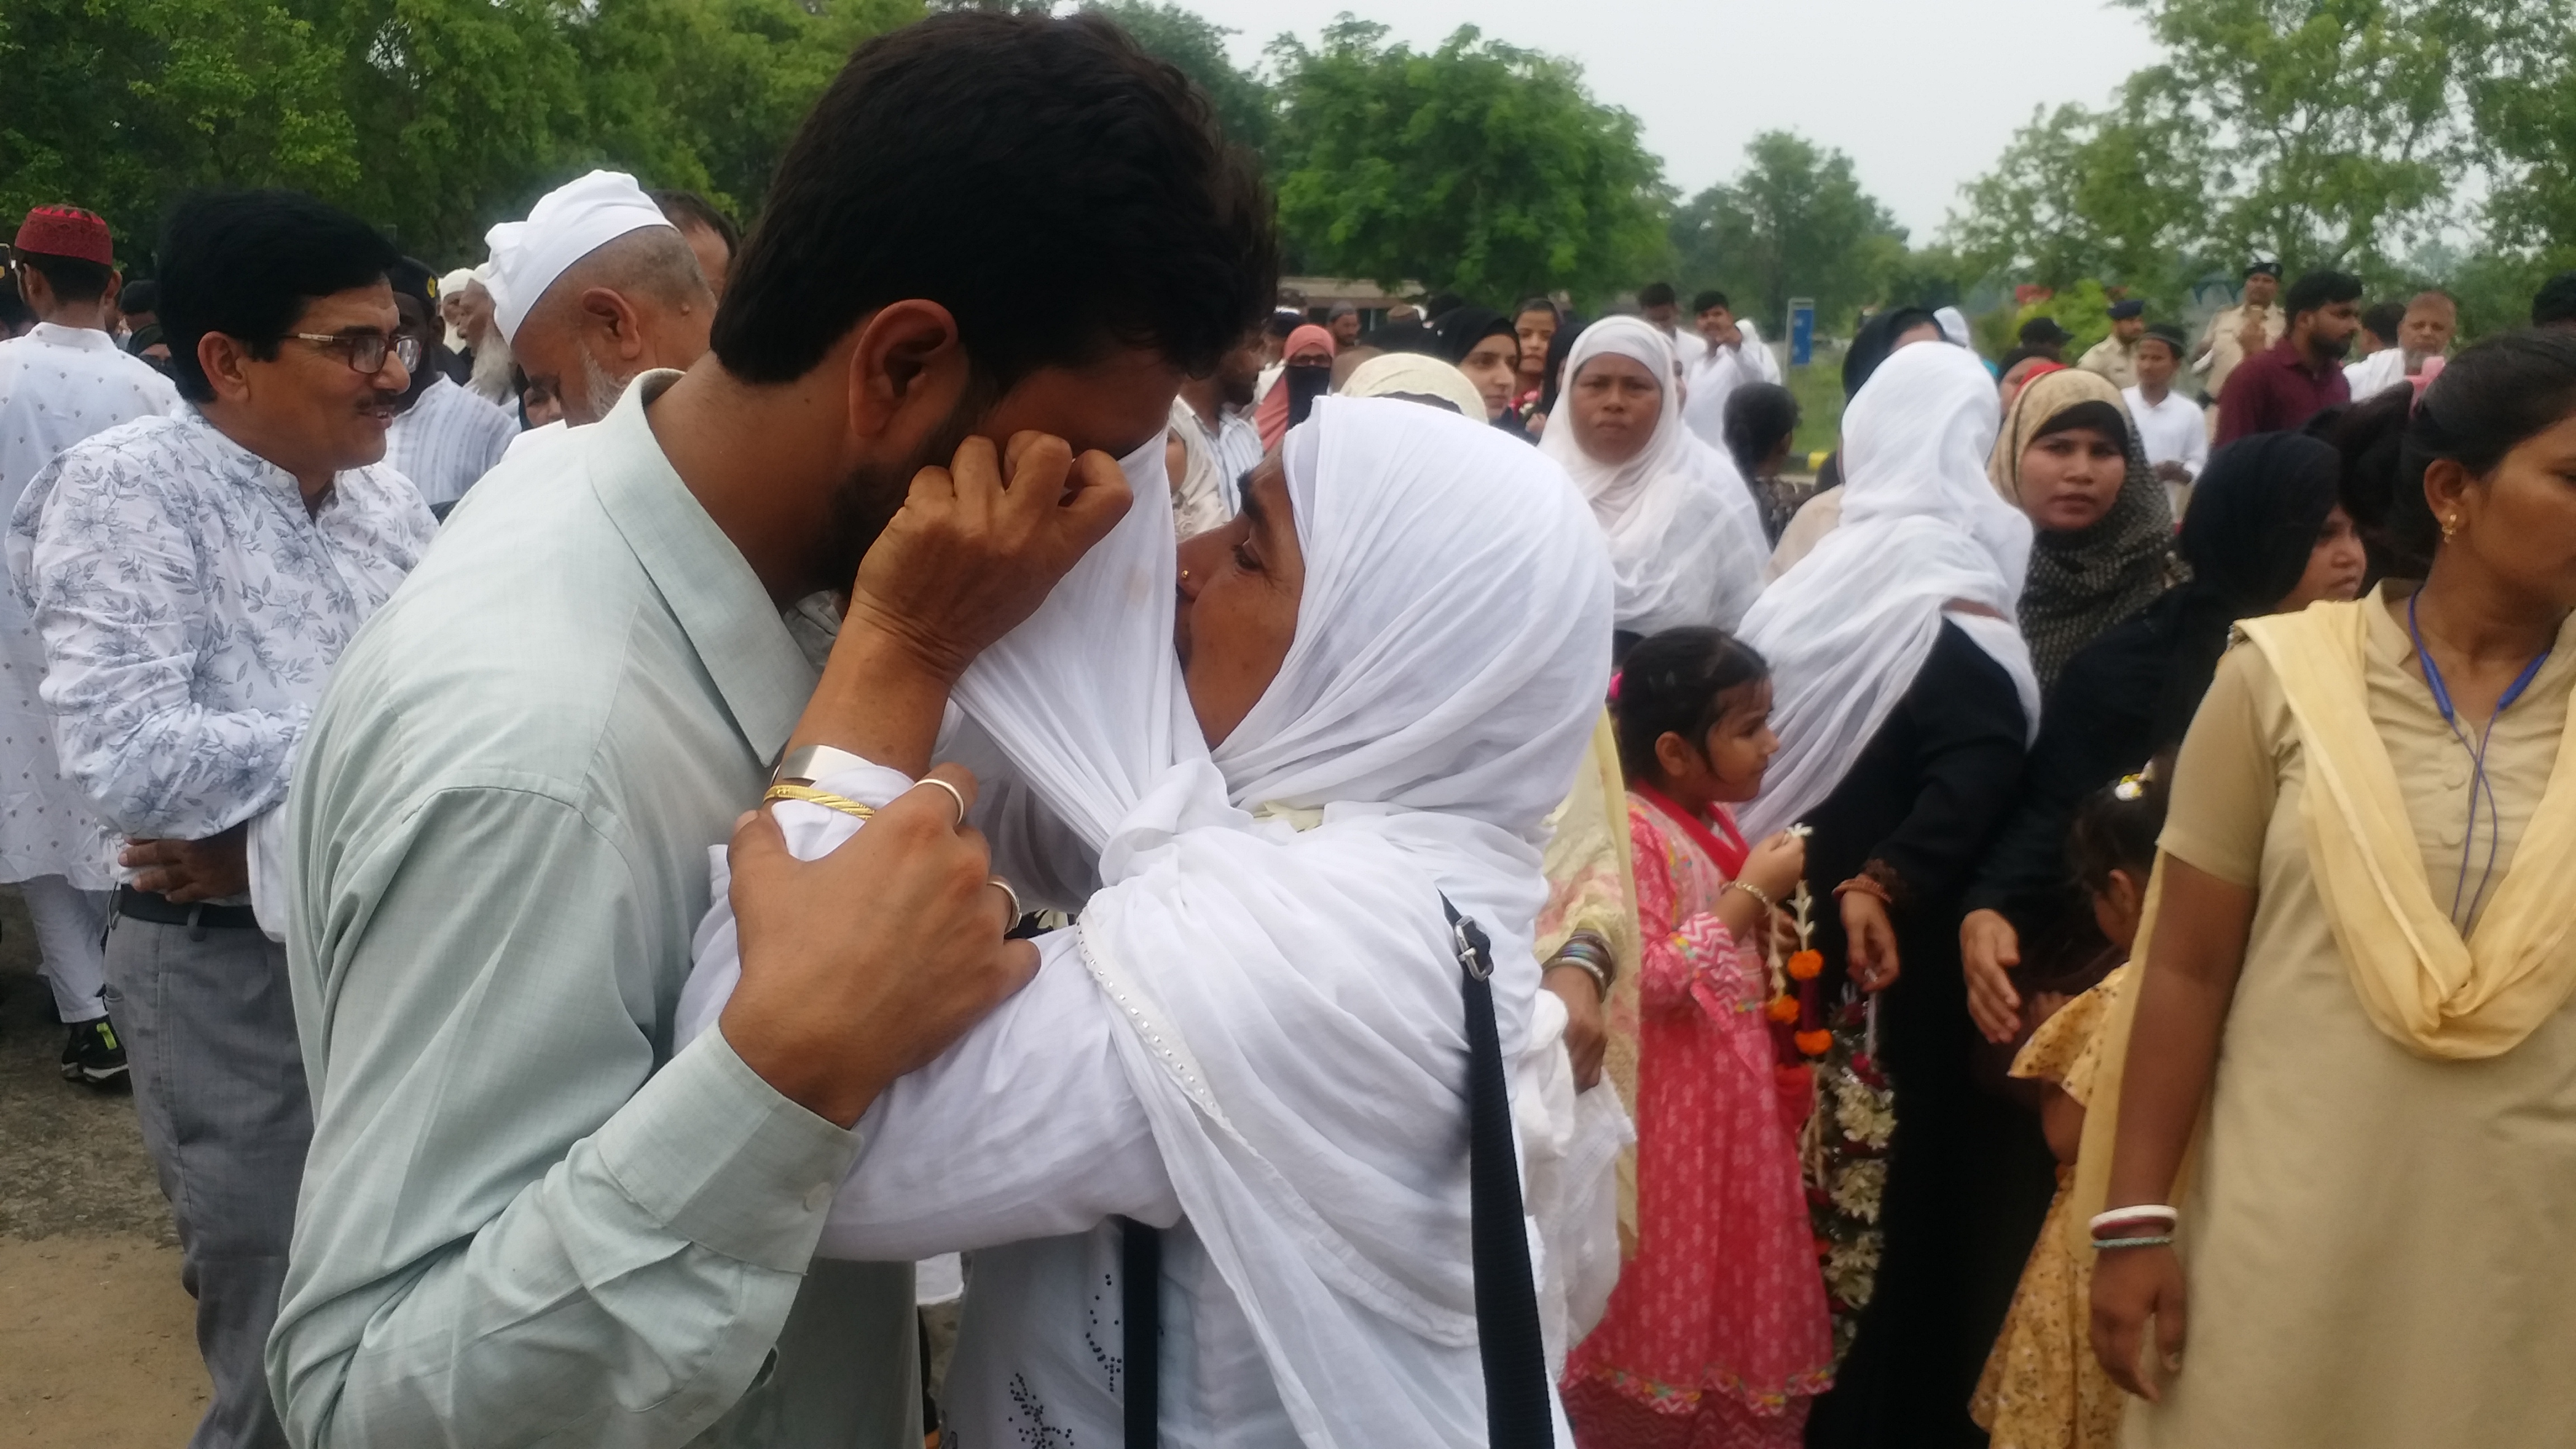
[987,875,1023,927]
[917,775,968,827]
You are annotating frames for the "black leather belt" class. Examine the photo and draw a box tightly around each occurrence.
[113,886,262,932]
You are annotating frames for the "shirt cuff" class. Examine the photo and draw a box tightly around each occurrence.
[592,1028,863,1272]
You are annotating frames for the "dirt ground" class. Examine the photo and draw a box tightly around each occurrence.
[0,886,211,1446]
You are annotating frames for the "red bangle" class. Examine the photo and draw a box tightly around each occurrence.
[1833,874,1893,906]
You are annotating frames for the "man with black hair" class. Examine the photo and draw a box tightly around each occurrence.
[10,189,435,1449]
[1176,323,1263,509]
[2532,271,2576,329]
[1679,287,1779,448]
[2123,321,2207,516]
[118,276,160,336]
[651,187,741,302]
[271,12,1272,1445]
[1637,279,1682,347]
[0,206,178,1092]
[2353,299,2405,360]
[383,258,515,514]
[2217,268,2361,442]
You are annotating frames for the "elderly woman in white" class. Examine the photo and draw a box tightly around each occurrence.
[682,397,1623,1448]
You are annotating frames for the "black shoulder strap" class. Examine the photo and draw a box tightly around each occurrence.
[1446,897,1557,1449]
[1117,904,1556,1449]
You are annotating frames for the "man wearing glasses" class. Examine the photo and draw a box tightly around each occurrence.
[7,189,435,1449]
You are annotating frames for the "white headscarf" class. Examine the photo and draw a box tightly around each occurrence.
[1538,316,1770,633]
[1340,352,1488,420]
[482,169,676,345]
[1738,341,2042,837]
[950,395,1613,1447]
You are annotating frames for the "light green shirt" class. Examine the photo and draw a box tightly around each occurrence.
[270,373,917,1448]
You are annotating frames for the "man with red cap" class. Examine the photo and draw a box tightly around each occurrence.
[0,205,178,1088]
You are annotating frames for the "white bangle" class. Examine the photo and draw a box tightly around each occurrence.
[2088,1205,2179,1235]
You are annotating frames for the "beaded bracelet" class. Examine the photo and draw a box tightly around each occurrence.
[2092,1235,2175,1251]
[1720,878,1778,912]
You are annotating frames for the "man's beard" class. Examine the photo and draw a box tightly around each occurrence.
[576,347,631,424]
[809,389,986,600]
[2316,329,2355,361]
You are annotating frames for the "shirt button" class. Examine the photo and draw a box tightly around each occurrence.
[804,1182,831,1213]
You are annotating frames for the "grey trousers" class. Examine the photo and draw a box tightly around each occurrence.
[103,911,309,1449]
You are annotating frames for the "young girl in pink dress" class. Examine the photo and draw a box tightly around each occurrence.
[1565,628,1836,1448]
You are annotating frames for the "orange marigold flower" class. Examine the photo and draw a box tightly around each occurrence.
[1786,949,1825,981]
[1765,994,1801,1024]
[1795,1029,1834,1057]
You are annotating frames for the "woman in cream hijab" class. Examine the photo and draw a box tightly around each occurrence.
[1541,316,1771,636]
[1990,368,2175,689]
[2090,332,2576,1446]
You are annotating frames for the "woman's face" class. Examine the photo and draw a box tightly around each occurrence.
[2274,504,2368,612]
[2435,409,2576,610]
[1999,357,2049,410]
[2016,425,2127,532]
[1288,343,1332,368]
[1175,455,1305,749]
[1513,309,1556,387]
[1570,354,1661,466]
[1459,334,1519,420]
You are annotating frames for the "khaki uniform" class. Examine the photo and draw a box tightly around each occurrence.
[2193,302,2285,401]
[2075,335,2139,389]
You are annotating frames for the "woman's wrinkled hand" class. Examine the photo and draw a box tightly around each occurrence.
[1960,908,2026,1044]
[844,432,1132,684]
[2092,1240,2189,1402]
[1843,890,1901,993]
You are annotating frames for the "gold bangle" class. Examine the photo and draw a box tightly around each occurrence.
[1720,879,1777,912]
[763,782,877,820]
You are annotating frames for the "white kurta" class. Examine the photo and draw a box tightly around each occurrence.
[1679,322,1782,452]
[2342,345,2410,402]
[0,324,178,886]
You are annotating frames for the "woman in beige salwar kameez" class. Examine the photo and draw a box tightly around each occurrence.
[2085,332,2576,1447]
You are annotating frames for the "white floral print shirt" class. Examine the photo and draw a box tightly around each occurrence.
[6,406,435,840]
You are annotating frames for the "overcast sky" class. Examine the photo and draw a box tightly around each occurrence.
[1183,0,2153,240]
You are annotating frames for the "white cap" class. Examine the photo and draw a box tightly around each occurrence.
[438,268,473,301]
[483,170,675,346]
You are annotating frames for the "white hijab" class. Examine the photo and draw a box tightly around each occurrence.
[1538,316,1769,632]
[1738,342,2041,837]
[1340,351,1488,420]
[951,395,1613,1447]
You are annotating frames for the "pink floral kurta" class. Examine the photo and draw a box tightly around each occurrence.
[1562,795,1835,1449]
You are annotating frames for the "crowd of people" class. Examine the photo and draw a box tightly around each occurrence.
[4,11,2576,1449]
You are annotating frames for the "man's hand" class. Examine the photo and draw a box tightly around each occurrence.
[719,764,1039,1129]
[842,433,1132,686]
[121,825,249,903]
[1542,963,1607,1091]
[2234,309,2269,356]
[1961,908,2025,1043]
[2152,460,2193,487]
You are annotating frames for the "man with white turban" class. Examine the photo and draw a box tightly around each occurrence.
[485,169,715,443]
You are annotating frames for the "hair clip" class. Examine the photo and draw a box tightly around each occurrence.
[2113,773,2149,802]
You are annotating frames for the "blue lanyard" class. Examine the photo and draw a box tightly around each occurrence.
[2407,592,2553,926]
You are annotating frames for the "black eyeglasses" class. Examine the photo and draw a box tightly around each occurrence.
[290,331,422,376]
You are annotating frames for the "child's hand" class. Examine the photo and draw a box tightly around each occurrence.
[1741,830,1807,902]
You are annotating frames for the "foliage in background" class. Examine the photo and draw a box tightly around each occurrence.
[1669,131,1909,337]
[1947,0,2576,338]
[0,0,924,265]
[1265,18,1669,307]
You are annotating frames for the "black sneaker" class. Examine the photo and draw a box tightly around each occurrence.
[60,1017,128,1087]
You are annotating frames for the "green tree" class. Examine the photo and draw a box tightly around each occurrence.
[2468,0,2576,264]
[1082,0,1272,155]
[1669,130,1907,334]
[1266,17,1668,305]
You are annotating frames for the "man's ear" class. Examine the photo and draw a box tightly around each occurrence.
[581,287,650,362]
[198,332,256,402]
[841,299,969,444]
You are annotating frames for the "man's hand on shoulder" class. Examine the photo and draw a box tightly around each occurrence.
[719,763,1038,1129]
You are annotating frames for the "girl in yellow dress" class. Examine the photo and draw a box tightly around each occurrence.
[1971,775,2163,1448]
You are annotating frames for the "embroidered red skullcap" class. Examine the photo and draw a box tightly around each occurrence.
[13,206,113,266]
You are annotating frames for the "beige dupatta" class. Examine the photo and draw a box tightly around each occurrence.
[2069,596,2576,1254]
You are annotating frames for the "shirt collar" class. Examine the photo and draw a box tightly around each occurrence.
[584,370,817,764]
[177,403,351,509]
[26,321,119,352]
